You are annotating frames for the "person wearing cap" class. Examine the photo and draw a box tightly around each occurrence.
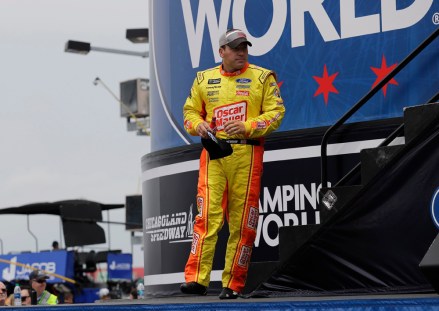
[98,288,111,300]
[182,29,285,299]
[29,269,58,305]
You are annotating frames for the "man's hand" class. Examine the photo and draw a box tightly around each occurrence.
[196,121,212,138]
[224,120,245,136]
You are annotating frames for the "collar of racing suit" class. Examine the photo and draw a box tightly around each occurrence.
[219,62,249,76]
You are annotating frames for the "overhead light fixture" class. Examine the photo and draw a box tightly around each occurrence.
[126,28,149,43]
[64,40,148,58]
[65,40,91,55]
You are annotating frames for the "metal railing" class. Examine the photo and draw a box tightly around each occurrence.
[321,28,439,187]
[334,91,439,187]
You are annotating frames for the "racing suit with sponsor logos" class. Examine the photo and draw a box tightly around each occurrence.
[183,62,285,293]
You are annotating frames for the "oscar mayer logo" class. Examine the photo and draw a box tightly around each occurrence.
[213,101,247,131]
[181,0,435,68]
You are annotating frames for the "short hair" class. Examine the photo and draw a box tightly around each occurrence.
[64,292,73,299]
[130,289,138,299]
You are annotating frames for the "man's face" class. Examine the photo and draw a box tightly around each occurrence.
[0,282,6,306]
[20,289,31,306]
[64,293,73,304]
[219,43,248,72]
[31,278,47,296]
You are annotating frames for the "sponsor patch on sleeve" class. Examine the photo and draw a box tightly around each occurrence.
[251,120,268,129]
[270,112,281,123]
[184,120,193,130]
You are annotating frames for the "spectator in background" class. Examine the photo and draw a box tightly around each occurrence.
[63,292,74,304]
[20,288,32,306]
[52,241,60,250]
[98,288,111,300]
[129,289,138,300]
[0,282,7,306]
[29,269,58,305]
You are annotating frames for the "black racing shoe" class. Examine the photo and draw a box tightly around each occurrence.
[180,282,208,295]
[218,287,239,299]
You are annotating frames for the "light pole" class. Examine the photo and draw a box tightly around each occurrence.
[64,28,150,136]
[65,40,148,58]
[64,28,149,58]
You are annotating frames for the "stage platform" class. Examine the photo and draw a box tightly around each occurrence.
[15,293,439,310]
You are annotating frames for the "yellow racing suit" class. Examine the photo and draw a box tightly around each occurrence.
[183,62,285,293]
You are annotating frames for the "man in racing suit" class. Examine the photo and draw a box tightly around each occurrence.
[181,29,285,299]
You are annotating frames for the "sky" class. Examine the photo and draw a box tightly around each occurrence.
[0,0,150,266]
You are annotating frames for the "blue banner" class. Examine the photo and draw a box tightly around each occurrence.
[0,251,74,283]
[107,253,132,280]
[149,0,439,151]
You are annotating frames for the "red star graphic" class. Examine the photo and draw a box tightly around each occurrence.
[370,55,398,97]
[313,64,339,105]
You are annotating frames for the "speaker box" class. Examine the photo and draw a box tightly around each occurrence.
[419,233,439,292]
[120,78,149,117]
[60,202,105,247]
[125,195,142,230]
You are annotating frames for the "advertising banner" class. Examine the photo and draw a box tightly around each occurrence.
[107,253,133,280]
[141,129,388,293]
[149,0,439,152]
[0,251,74,283]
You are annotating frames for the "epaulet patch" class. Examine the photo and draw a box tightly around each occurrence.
[247,64,276,84]
[197,67,218,84]
[196,71,204,84]
[259,70,276,84]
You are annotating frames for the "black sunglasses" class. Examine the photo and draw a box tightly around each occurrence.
[0,288,6,293]
[21,296,30,301]
[35,279,47,284]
